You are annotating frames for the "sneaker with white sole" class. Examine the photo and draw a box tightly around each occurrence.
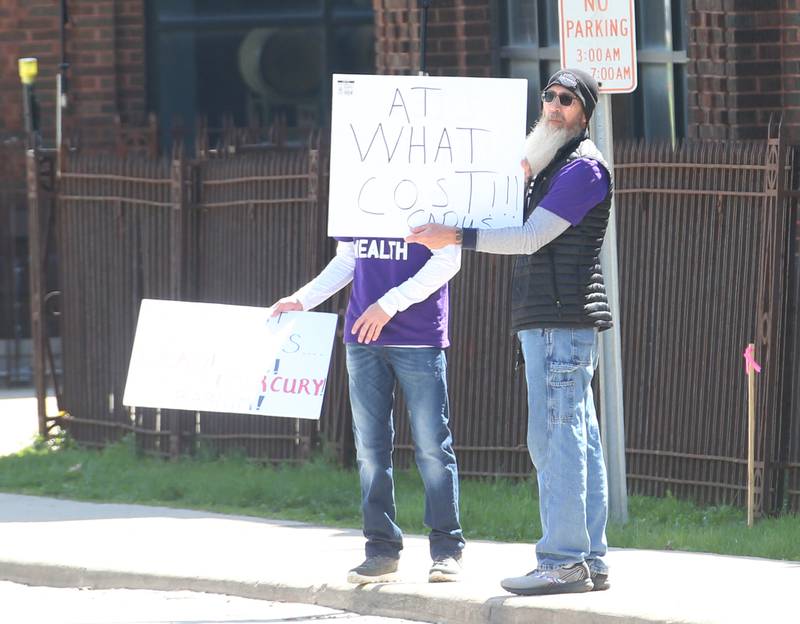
[501,561,593,596]
[347,555,399,584]
[428,555,462,582]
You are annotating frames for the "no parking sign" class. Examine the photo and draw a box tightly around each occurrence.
[559,0,638,93]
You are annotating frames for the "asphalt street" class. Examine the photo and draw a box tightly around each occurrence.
[0,580,423,624]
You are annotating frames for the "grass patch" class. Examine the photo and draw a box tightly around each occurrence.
[0,437,797,561]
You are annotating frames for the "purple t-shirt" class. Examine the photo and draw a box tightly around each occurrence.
[336,237,450,347]
[538,159,610,225]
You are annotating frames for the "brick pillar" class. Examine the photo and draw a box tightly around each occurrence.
[67,0,146,149]
[116,0,146,124]
[687,0,794,140]
[374,0,417,74]
[780,0,800,141]
[67,0,119,149]
[373,0,491,77]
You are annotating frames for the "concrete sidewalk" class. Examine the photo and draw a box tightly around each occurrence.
[1,391,796,622]
[0,493,796,624]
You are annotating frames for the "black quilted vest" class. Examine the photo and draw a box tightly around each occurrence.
[511,133,614,333]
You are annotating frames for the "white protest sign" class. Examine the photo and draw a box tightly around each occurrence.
[559,0,638,93]
[328,73,528,238]
[122,299,338,420]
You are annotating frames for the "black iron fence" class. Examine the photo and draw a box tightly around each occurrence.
[48,147,336,463]
[1,143,31,384]
[614,131,796,514]
[25,124,800,515]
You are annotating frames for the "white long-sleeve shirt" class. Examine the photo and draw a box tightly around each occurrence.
[293,240,461,317]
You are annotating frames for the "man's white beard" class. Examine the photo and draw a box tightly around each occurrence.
[523,118,582,177]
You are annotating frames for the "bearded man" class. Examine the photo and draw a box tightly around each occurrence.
[406,68,613,596]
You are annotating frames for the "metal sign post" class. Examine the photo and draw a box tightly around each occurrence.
[419,0,432,76]
[57,0,70,154]
[558,0,638,524]
[591,93,629,524]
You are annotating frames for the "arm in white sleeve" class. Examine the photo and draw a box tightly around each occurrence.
[293,241,355,310]
[377,244,461,316]
[475,206,570,255]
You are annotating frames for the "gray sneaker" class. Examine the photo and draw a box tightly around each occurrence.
[591,570,610,591]
[428,555,462,583]
[501,561,593,596]
[347,556,399,584]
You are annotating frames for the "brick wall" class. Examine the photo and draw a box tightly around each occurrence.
[781,0,800,139]
[3,2,800,147]
[117,1,146,121]
[0,0,60,141]
[373,0,491,77]
[687,0,799,141]
[0,0,145,150]
[373,1,798,141]
[64,0,146,149]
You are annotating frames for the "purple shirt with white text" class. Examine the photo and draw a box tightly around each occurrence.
[336,237,450,347]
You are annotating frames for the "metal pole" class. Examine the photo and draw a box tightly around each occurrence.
[747,342,756,527]
[19,58,40,149]
[22,84,35,148]
[56,74,63,153]
[19,58,46,433]
[419,0,432,76]
[25,149,48,436]
[57,0,70,153]
[590,92,629,524]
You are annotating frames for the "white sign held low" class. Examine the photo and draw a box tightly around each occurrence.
[122,299,338,420]
[328,73,528,238]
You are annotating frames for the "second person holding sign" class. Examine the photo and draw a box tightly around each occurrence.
[271,234,465,583]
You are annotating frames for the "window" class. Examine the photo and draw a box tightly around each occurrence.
[146,0,374,148]
[498,0,687,141]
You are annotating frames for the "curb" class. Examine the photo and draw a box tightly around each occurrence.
[0,561,662,624]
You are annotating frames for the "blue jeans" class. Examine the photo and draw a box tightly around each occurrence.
[517,327,609,572]
[346,344,464,560]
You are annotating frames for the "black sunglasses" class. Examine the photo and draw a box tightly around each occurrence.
[541,90,577,107]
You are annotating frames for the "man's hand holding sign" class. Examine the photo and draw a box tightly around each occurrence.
[406,158,534,250]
